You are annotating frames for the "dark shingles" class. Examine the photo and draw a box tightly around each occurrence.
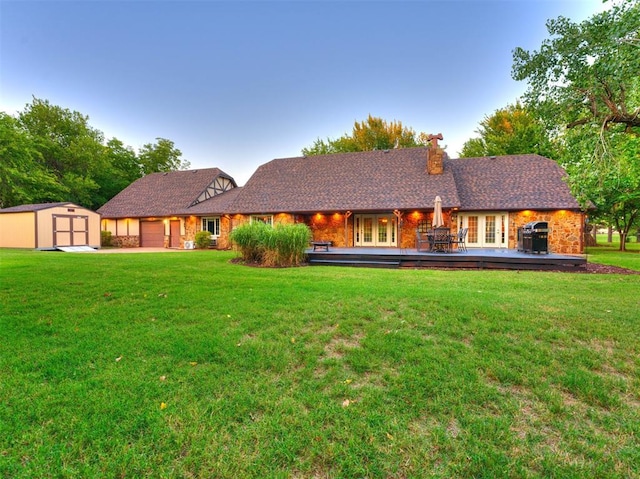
[97,152,582,219]
[183,187,242,215]
[231,148,460,213]
[449,154,581,210]
[98,168,234,218]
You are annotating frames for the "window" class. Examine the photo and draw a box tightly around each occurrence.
[202,217,220,236]
[417,219,432,233]
[251,215,273,226]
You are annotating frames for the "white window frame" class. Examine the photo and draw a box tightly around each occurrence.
[251,215,273,226]
[202,217,221,237]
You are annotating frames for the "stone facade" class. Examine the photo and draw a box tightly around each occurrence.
[509,210,584,254]
[306,213,351,247]
[107,209,584,254]
[110,235,140,248]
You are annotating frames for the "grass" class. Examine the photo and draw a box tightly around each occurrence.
[1,248,639,478]
[587,234,640,271]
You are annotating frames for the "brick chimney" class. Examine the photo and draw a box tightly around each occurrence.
[427,133,444,175]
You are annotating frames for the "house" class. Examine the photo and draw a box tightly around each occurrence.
[97,168,238,248]
[98,143,586,254]
[0,202,101,250]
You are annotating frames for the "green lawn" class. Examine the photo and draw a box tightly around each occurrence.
[587,235,640,271]
[1,249,639,478]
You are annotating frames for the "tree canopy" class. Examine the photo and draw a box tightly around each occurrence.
[459,103,557,158]
[0,98,190,210]
[512,1,640,249]
[302,115,428,156]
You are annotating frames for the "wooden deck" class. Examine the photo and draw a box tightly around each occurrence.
[307,247,587,271]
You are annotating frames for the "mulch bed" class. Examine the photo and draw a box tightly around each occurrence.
[582,263,640,275]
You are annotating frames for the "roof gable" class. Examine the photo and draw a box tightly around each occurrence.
[98,168,236,218]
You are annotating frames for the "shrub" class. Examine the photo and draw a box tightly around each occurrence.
[101,230,112,247]
[229,222,311,267]
[194,231,212,249]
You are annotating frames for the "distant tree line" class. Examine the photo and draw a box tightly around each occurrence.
[0,98,189,210]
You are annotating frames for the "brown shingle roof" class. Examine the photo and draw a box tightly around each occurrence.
[449,154,581,210]
[230,148,460,214]
[98,168,235,218]
[182,187,243,215]
[97,152,582,219]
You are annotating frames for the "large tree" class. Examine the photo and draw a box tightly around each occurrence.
[512,1,640,250]
[0,113,66,208]
[138,137,190,175]
[459,102,557,158]
[302,115,427,156]
[17,98,105,208]
[1,98,190,210]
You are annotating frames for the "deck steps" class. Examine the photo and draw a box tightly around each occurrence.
[307,248,587,271]
[309,258,400,268]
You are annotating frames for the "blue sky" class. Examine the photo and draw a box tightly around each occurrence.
[1,0,608,185]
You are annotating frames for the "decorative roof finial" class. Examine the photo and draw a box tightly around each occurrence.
[427,133,443,148]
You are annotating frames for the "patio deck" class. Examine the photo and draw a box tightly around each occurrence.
[307,247,587,271]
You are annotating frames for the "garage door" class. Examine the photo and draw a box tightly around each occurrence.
[140,221,165,247]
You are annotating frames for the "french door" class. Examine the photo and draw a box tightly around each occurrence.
[355,215,397,247]
[459,213,508,248]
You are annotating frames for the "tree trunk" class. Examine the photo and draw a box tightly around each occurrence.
[608,227,613,243]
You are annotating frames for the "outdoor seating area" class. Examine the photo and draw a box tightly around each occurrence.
[312,241,332,251]
[415,227,468,253]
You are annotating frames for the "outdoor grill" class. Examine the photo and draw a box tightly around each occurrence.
[518,221,549,254]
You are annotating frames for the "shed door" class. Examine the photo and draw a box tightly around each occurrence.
[53,215,88,246]
[141,221,165,247]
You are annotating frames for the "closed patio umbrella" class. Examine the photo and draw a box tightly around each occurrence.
[433,195,444,228]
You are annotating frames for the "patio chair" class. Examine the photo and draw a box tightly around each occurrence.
[450,227,468,252]
[431,227,452,253]
[416,229,430,252]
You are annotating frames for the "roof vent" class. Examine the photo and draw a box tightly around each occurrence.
[489,156,496,159]
[163,172,168,176]
[193,170,198,173]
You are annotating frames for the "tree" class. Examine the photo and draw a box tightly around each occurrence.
[17,98,105,209]
[92,138,142,207]
[512,1,640,250]
[138,137,190,175]
[1,98,191,210]
[302,115,427,156]
[459,102,558,158]
[0,113,66,208]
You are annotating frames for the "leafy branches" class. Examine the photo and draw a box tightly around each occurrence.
[1,98,190,210]
[512,1,640,134]
[302,115,427,156]
[512,1,640,250]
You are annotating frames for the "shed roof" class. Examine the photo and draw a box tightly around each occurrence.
[0,202,80,213]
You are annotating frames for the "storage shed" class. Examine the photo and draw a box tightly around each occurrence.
[0,202,101,250]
